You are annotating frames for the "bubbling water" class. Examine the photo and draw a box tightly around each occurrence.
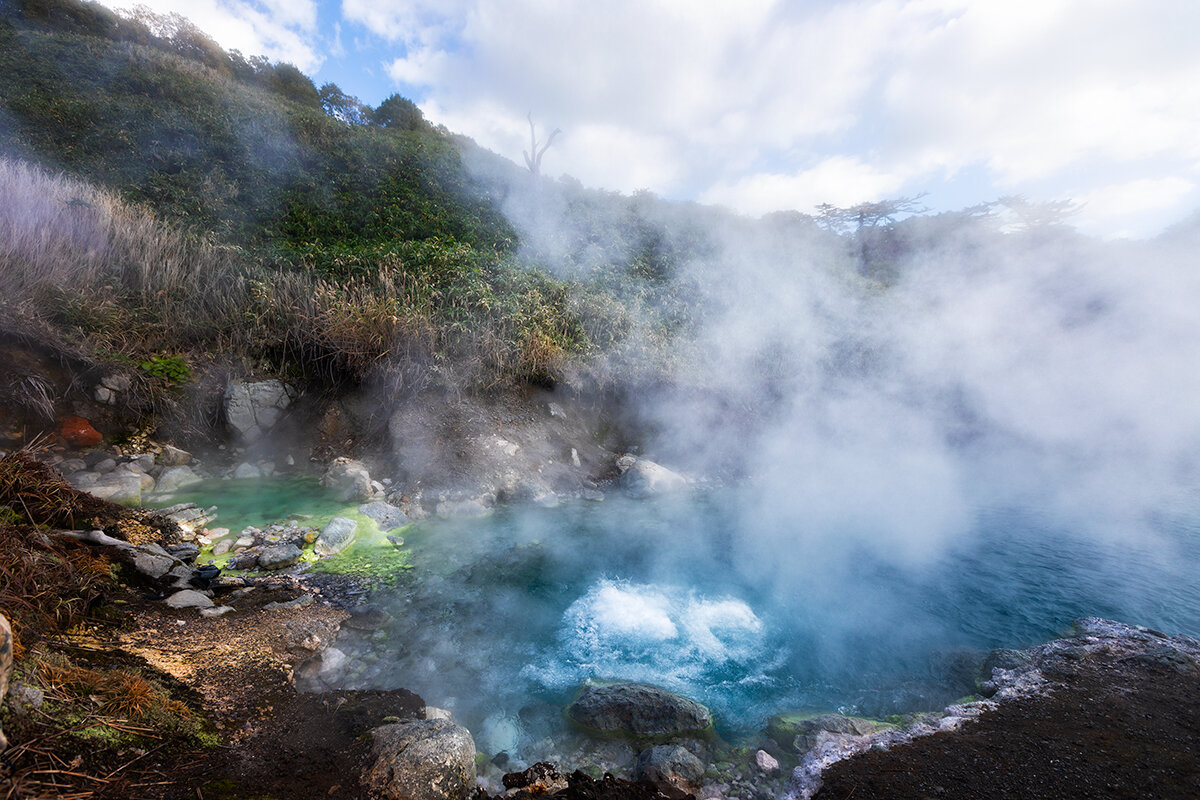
[522,580,772,700]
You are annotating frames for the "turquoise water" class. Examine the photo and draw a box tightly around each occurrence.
[152,479,1200,755]
[333,492,1200,754]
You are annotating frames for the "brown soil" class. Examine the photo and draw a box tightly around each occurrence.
[813,657,1200,800]
[113,591,424,800]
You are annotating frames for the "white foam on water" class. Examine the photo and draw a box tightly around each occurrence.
[524,579,769,697]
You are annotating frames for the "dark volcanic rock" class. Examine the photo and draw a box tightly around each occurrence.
[568,683,711,736]
[365,718,476,800]
[635,745,704,794]
[502,762,569,798]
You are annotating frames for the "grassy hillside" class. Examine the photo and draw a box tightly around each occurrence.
[0,0,609,394]
[0,0,862,414]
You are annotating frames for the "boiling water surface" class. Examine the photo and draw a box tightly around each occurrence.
[323,491,1200,756]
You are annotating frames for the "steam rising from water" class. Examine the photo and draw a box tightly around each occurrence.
[343,168,1200,754]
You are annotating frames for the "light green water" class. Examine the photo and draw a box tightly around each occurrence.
[146,476,414,577]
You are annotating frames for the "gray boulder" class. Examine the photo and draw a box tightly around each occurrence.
[88,472,144,505]
[232,462,264,479]
[165,590,214,609]
[158,445,192,466]
[100,373,132,392]
[321,458,374,501]
[155,465,203,494]
[359,500,409,531]
[133,551,175,579]
[635,745,705,793]
[316,517,358,556]
[258,543,303,570]
[568,682,711,736]
[224,379,294,443]
[364,718,476,800]
[618,458,688,499]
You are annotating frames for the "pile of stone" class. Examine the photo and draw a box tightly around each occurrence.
[46,444,206,507]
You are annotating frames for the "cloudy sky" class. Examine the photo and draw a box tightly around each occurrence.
[96,0,1200,238]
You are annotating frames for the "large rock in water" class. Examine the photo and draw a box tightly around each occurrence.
[568,682,711,736]
[88,472,144,505]
[223,379,295,443]
[321,457,374,501]
[316,517,358,556]
[364,718,476,800]
[618,457,688,499]
[155,465,203,494]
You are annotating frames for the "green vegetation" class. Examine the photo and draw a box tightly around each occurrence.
[0,0,610,390]
[139,354,192,383]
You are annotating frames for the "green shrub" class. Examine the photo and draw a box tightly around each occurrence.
[138,355,191,384]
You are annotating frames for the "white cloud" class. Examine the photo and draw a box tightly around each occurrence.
[700,157,909,217]
[98,0,323,71]
[1071,177,1197,239]
[354,0,1200,233]
[91,0,1200,234]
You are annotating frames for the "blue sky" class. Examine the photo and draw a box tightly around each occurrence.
[96,0,1200,238]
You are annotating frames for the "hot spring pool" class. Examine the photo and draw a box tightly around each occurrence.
[324,492,1200,757]
[156,481,1200,759]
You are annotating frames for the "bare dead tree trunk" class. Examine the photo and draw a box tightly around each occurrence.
[523,113,561,177]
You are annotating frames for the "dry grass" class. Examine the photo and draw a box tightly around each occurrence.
[0,454,118,655]
[38,660,191,721]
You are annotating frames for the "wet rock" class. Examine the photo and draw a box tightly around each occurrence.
[568,682,712,736]
[258,542,303,570]
[316,517,358,556]
[155,465,203,494]
[94,457,117,474]
[618,457,688,499]
[224,379,295,443]
[359,500,409,531]
[165,590,214,609]
[322,457,374,501]
[636,745,705,794]
[364,718,476,800]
